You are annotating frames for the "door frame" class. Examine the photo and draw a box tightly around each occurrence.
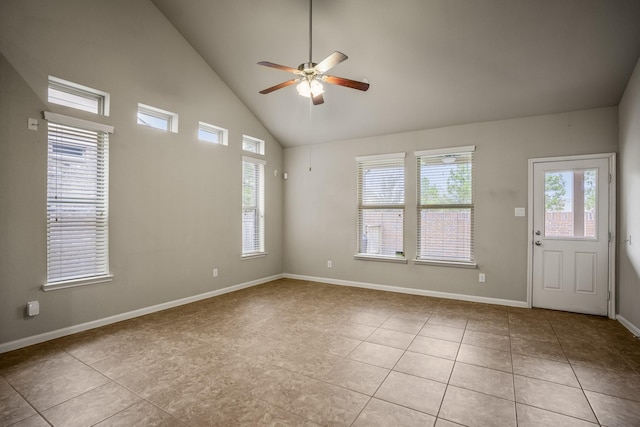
[527,153,617,319]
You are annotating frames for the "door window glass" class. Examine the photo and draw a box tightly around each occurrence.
[544,169,597,238]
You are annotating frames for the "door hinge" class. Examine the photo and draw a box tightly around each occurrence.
[608,290,611,301]
[609,173,612,183]
[609,231,612,242]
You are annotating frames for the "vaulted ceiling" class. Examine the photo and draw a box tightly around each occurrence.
[151,0,640,147]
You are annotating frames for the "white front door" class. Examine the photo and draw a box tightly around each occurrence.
[531,156,611,316]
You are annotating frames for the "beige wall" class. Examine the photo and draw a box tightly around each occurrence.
[618,58,640,332]
[0,0,283,345]
[283,108,618,303]
[0,0,632,347]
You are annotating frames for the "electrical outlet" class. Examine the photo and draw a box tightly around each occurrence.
[479,273,486,283]
[213,268,218,277]
[327,260,332,268]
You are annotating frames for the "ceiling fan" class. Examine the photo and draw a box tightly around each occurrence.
[258,0,370,105]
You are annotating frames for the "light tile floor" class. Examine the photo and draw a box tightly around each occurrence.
[2,278,640,426]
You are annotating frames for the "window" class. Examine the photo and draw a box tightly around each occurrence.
[242,135,264,154]
[48,76,109,116]
[356,153,405,260]
[416,146,475,265]
[198,122,228,145]
[544,169,597,238]
[137,103,178,133]
[45,111,113,288]
[242,156,265,256]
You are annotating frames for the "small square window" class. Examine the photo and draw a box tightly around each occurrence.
[137,103,178,133]
[242,135,264,155]
[198,122,228,145]
[48,76,109,116]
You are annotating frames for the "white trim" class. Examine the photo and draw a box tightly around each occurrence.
[527,152,617,317]
[48,75,110,116]
[242,156,267,165]
[44,111,114,134]
[137,103,178,133]
[414,259,477,269]
[356,152,406,162]
[241,253,267,260]
[415,145,476,157]
[283,273,528,308]
[198,121,228,146]
[43,275,113,291]
[616,315,640,337]
[354,254,408,264]
[0,274,283,354]
[608,154,617,319]
[242,135,265,155]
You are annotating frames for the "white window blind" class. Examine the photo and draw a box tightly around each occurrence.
[242,156,265,255]
[416,146,475,263]
[46,116,110,284]
[356,153,405,258]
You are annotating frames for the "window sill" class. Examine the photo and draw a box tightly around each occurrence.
[414,259,477,269]
[354,254,408,264]
[242,252,267,260]
[43,275,114,292]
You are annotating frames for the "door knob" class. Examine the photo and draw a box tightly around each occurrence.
[535,230,541,235]
[535,241,542,246]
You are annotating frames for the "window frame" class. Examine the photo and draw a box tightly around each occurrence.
[48,76,110,116]
[242,135,265,155]
[355,152,407,263]
[241,155,266,258]
[415,145,476,268]
[198,121,228,145]
[137,103,178,133]
[43,111,114,291]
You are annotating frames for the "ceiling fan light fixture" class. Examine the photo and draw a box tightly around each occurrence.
[296,79,324,98]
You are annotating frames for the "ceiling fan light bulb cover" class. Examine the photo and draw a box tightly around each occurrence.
[310,79,324,96]
[296,81,311,97]
[297,79,324,98]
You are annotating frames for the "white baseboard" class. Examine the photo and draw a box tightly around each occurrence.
[617,314,640,337]
[283,273,529,308]
[0,274,283,354]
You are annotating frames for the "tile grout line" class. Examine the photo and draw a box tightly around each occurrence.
[549,319,602,426]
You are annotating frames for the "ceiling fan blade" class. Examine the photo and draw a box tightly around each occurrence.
[259,79,299,94]
[314,51,348,73]
[323,75,370,91]
[312,93,324,105]
[257,61,300,74]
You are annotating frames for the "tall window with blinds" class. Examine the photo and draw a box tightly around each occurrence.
[417,146,475,264]
[356,153,405,259]
[46,120,110,284]
[242,156,265,256]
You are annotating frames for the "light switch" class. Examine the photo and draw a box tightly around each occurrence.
[515,208,526,217]
[28,118,38,131]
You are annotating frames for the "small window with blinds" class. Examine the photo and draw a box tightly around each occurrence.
[356,153,406,261]
[416,146,475,266]
[45,112,113,288]
[242,156,265,256]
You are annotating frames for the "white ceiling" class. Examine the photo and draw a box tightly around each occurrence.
[151,0,640,147]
